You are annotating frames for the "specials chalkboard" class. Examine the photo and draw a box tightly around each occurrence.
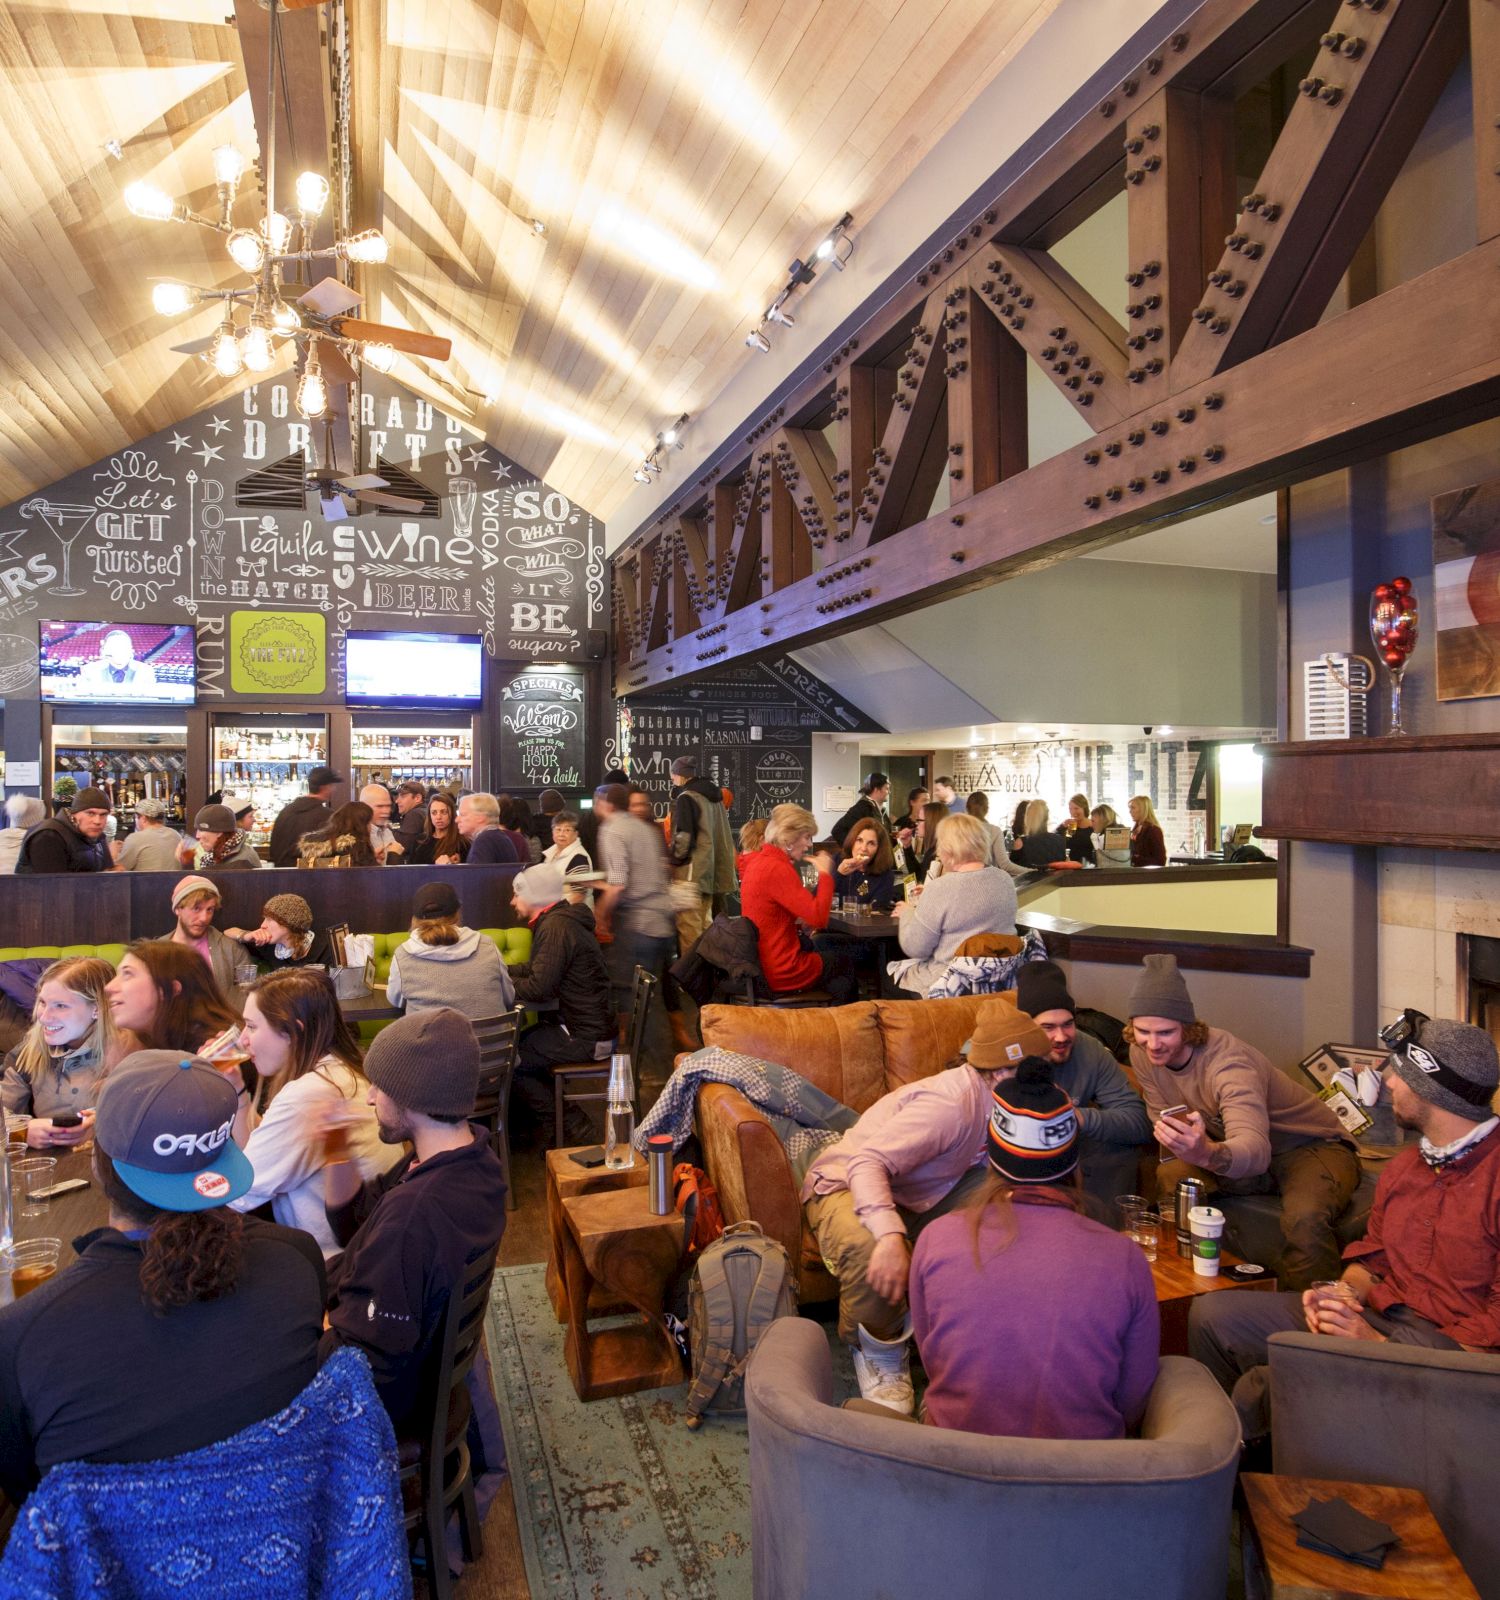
[497,665,587,791]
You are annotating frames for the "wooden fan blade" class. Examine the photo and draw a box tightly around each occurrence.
[171,335,217,355]
[357,489,425,511]
[338,474,389,491]
[279,0,329,9]
[318,343,359,387]
[333,319,452,361]
[299,277,363,318]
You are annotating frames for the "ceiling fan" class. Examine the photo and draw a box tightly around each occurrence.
[306,420,425,522]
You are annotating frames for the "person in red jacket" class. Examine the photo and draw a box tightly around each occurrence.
[739,804,857,1003]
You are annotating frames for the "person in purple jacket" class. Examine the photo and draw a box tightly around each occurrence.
[907,1059,1161,1439]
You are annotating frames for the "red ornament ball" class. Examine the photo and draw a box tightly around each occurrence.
[1392,576,1413,595]
[1383,647,1406,666]
[1374,584,1393,601]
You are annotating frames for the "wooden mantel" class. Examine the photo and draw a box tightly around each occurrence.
[1257,734,1500,851]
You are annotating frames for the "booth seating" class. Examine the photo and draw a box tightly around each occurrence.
[1216,1175,1378,1282]
[1268,1332,1500,1600]
[694,994,1006,1303]
[745,1317,1241,1600]
[367,927,531,984]
[0,944,128,965]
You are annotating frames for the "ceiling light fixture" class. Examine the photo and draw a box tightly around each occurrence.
[629,413,691,483]
[530,217,547,237]
[745,213,855,353]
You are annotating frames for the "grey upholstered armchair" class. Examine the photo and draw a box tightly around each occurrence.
[1269,1331,1500,1599]
[745,1316,1241,1600]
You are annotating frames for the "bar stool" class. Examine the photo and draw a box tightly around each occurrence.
[551,965,656,1146]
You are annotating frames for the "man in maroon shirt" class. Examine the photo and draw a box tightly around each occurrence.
[1189,1013,1500,1438]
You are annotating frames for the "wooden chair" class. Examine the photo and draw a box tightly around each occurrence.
[471,1010,522,1212]
[551,964,656,1146]
[399,1241,500,1600]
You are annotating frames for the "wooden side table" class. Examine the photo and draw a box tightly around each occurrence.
[1241,1473,1480,1600]
[1150,1234,1277,1356]
[559,1186,685,1402]
[544,1145,648,1320]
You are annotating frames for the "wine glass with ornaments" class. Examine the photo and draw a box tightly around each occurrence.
[1369,576,1418,736]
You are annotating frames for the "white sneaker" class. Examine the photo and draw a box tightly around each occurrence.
[852,1321,915,1415]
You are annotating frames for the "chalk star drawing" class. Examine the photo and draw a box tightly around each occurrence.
[464,447,485,471]
[206,415,230,436]
[194,443,224,466]
[489,457,512,482]
[169,432,192,453]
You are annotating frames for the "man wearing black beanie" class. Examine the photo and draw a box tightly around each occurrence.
[1014,962,1151,1211]
[320,1008,506,1429]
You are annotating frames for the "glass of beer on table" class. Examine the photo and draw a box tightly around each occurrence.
[4,1238,62,1298]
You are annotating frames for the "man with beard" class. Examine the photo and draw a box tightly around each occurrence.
[319,1008,506,1430]
[1189,1013,1500,1440]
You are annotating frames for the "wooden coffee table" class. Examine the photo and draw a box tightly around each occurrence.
[544,1145,649,1320]
[1241,1473,1479,1599]
[558,1184,685,1402]
[1149,1231,1277,1355]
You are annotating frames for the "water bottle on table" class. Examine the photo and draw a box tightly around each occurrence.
[604,1053,636,1170]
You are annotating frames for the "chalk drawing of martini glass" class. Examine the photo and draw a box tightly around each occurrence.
[451,479,476,541]
[20,499,94,596]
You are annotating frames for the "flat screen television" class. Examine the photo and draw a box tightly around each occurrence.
[39,621,196,705]
[345,630,483,704]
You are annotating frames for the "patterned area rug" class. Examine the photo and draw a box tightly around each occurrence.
[486,1263,852,1600]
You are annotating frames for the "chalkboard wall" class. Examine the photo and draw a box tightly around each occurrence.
[619,659,883,828]
[0,377,606,711]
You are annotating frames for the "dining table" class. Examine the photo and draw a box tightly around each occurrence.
[2,1143,107,1307]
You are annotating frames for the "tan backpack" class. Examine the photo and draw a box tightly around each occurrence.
[683,1221,796,1428]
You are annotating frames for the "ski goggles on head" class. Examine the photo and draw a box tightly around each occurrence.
[1378,1008,1429,1051]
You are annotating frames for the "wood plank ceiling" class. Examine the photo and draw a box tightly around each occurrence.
[0,0,1060,518]
[0,0,259,507]
[348,0,1061,521]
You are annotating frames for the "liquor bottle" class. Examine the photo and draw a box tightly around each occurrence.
[603,1054,636,1170]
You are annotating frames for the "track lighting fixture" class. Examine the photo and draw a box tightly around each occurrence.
[745,326,770,353]
[744,213,855,352]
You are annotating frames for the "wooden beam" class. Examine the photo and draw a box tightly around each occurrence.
[642,534,670,654]
[946,293,1027,504]
[977,248,1131,427]
[771,427,838,552]
[1122,87,1236,410]
[677,513,715,626]
[1172,0,1463,389]
[845,289,949,552]
[721,463,768,614]
[1471,0,1500,241]
[617,234,1500,693]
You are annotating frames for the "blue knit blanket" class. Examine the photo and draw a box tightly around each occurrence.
[0,1347,410,1600]
[634,1047,859,1185]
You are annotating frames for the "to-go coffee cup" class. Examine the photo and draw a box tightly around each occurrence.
[1188,1204,1225,1277]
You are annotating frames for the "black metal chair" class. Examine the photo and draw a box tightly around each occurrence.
[398,1241,500,1600]
[550,963,655,1145]
[470,1010,522,1212]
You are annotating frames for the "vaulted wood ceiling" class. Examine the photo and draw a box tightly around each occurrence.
[0,0,1059,517]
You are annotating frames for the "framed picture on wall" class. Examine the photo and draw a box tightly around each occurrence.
[1433,476,1500,701]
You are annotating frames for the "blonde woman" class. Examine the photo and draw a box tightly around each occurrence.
[1,957,132,1146]
[739,803,855,1002]
[1128,795,1167,868]
[1008,798,1066,870]
[893,813,1018,995]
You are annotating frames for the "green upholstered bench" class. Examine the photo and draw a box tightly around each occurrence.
[368,926,531,984]
[0,945,130,966]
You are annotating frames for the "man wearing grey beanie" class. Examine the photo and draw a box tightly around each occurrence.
[320,1009,506,1428]
[1191,1011,1500,1441]
[1127,953,1358,1290]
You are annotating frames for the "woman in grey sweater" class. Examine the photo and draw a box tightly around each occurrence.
[892,813,1018,995]
[386,881,516,1017]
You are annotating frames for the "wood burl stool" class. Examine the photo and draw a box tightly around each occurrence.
[544,1145,648,1320]
[1240,1473,1480,1600]
[558,1185,685,1402]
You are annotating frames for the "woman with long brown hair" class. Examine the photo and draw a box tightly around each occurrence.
[835,816,900,911]
[103,941,241,1055]
[908,1059,1158,1439]
[296,801,378,868]
[913,799,947,883]
[407,791,465,865]
[228,969,402,1257]
[2,957,132,1147]
[0,1055,325,1502]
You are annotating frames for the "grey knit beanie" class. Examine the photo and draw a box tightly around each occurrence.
[1127,953,1196,1024]
[1391,1017,1500,1123]
[364,1007,479,1119]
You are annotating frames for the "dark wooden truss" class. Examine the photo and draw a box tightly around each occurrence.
[612,0,1498,695]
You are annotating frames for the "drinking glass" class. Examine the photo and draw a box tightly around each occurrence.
[5,1113,30,1150]
[1132,1209,1160,1260]
[1114,1193,1147,1235]
[12,1156,57,1219]
[3,1238,61,1299]
[1308,1278,1359,1333]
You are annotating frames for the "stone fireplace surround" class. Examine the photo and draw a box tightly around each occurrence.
[1378,849,1500,1035]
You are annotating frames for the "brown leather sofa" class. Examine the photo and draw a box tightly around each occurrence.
[695,995,1007,1303]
